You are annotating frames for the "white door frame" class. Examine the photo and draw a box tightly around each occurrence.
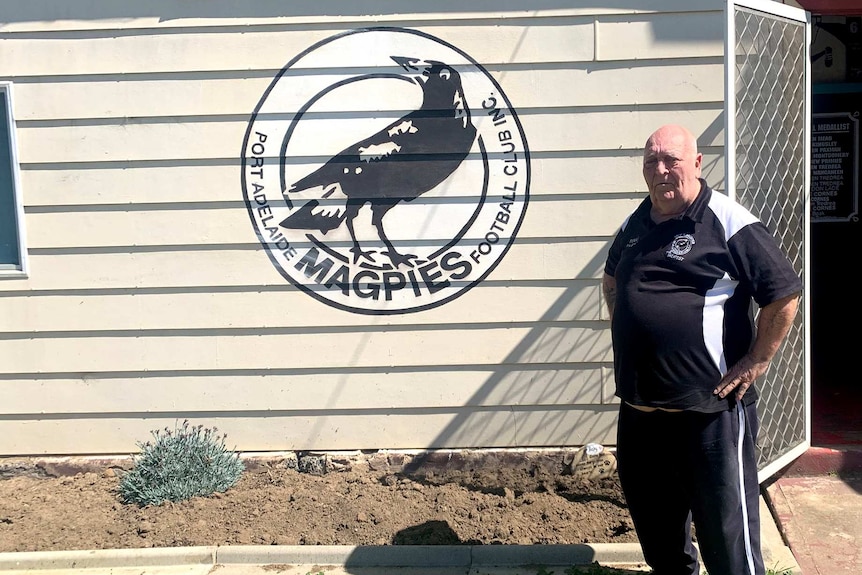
[725,0,812,483]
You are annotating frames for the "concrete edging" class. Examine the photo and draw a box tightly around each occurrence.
[0,544,648,572]
[0,546,217,570]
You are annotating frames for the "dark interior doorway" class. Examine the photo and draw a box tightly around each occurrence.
[810,14,862,447]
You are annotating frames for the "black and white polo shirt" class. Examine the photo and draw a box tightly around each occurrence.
[604,180,802,412]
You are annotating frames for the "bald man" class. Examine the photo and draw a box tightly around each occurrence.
[602,125,801,575]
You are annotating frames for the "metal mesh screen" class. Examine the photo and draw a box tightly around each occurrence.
[733,6,807,472]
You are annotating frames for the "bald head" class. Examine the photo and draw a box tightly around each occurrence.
[642,124,703,220]
[645,125,698,155]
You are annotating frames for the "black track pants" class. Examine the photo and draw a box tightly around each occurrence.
[616,402,764,575]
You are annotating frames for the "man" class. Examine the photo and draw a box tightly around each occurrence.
[603,124,801,575]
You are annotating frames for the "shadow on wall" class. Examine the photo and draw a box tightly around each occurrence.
[400,114,726,463]
[402,242,617,466]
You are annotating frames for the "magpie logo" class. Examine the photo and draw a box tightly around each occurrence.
[241,28,530,315]
[667,233,695,261]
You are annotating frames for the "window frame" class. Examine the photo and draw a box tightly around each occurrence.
[0,82,28,277]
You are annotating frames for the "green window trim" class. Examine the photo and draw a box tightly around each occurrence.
[0,82,27,277]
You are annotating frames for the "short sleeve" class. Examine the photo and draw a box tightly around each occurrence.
[604,226,626,277]
[727,222,802,307]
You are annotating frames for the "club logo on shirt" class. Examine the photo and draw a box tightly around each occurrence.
[666,233,695,261]
[625,237,639,248]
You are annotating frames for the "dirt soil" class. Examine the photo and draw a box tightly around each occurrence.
[0,457,636,553]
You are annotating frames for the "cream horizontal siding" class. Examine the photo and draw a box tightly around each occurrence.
[0,11,722,77]
[0,3,726,455]
[20,151,725,206]
[1,325,611,372]
[0,0,720,33]
[0,21,596,77]
[12,62,724,121]
[597,13,724,60]
[0,284,602,331]
[0,409,621,454]
[24,199,643,248]
[1,369,608,413]
[15,110,724,163]
[1,242,610,292]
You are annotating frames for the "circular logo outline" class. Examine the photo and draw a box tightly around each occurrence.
[669,233,696,256]
[241,27,530,315]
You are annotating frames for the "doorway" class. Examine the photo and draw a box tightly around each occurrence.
[810,14,862,447]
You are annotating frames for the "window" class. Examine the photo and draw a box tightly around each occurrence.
[0,82,27,276]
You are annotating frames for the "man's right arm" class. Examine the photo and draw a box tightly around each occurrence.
[602,273,617,318]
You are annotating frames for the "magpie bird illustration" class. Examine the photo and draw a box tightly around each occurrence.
[280,56,477,268]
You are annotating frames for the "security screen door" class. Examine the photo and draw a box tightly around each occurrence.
[726,0,811,482]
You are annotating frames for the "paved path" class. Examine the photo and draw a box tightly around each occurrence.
[767,472,862,575]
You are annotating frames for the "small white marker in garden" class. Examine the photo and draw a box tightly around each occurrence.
[569,443,618,483]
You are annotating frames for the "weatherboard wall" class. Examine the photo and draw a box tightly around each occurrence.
[0,1,725,455]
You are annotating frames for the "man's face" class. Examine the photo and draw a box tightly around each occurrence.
[642,127,703,217]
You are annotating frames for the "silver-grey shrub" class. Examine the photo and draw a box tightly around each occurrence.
[119,420,245,506]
